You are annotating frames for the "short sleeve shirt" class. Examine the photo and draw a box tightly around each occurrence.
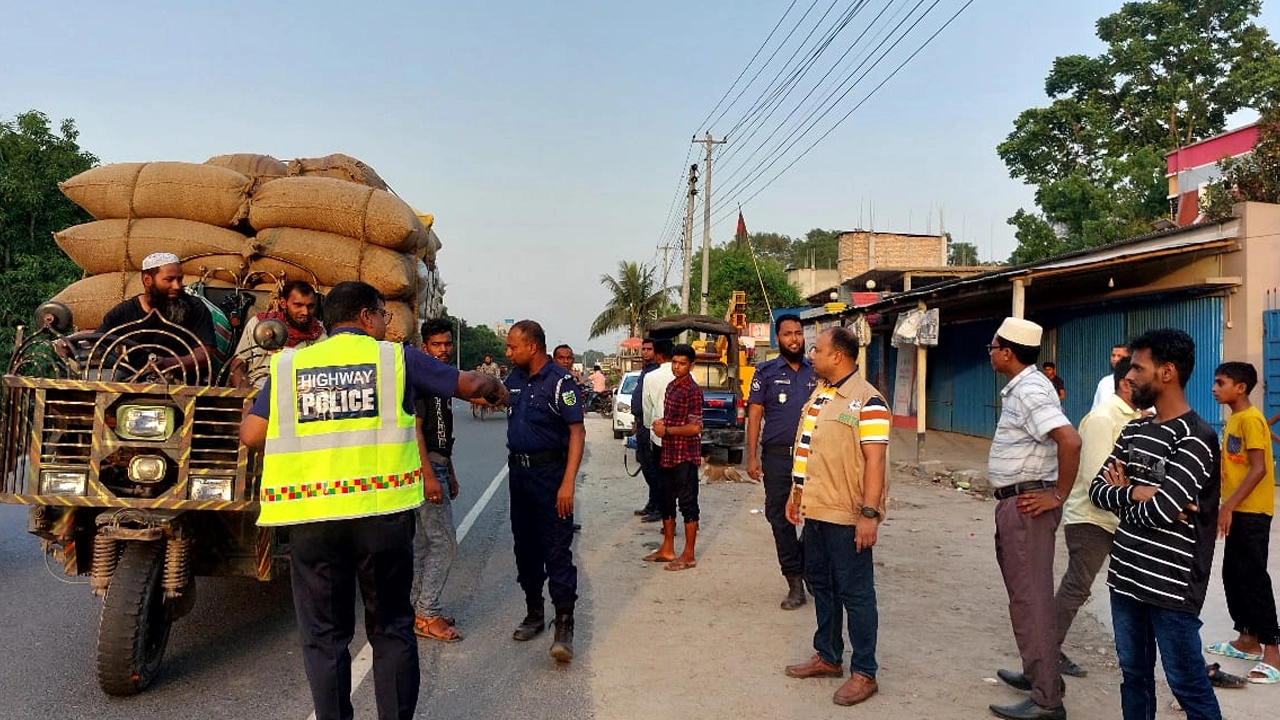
[660,373,703,468]
[505,357,585,454]
[747,356,818,446]
[988,365,1071,488]
[1222,405,1276,515]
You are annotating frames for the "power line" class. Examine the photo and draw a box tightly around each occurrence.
[694,0,800,134]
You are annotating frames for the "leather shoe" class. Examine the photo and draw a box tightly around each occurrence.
[640,511,661,523]
[833,672,878,706]
[784,654,843,678]
[996,668,1031,692]
[1058,653,1086,677]
[989,698,1065,720]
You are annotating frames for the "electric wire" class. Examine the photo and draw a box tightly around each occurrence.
[694,0,800,134]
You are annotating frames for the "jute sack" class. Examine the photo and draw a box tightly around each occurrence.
[247,227,416,299]
[54,219,250,275]
[288,154,389,190]
[248,177,420,251]
[205,154,288,189]
[381,300,416,344]
[60,162,252,227]
[52,272,145,330]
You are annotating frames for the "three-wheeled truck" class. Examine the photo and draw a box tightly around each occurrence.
[0,277,322,696]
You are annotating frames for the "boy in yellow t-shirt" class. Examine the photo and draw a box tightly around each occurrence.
[1206,361,1279,683]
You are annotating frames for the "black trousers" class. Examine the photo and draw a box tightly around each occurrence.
[509,462,578,613]
[763,451,803,577]
[660,461,700,523]
[636,429,661,511]
[289,511,419,720]
[1223,511,1279,645]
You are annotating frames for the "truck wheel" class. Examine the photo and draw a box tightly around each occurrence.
[727,448,744,465]
[96,541,171,696]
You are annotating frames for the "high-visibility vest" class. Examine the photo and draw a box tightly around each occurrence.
[258,333,422,526]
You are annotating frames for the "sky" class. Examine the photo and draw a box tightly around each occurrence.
[4,0,1279,352]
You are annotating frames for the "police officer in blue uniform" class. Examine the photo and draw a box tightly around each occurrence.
[746,313,818,610]
[504,320,585,662]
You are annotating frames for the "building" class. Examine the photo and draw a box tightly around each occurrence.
[837,230,948,279]
[1167,123,1260,226]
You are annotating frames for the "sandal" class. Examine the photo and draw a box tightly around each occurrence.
[664,559,697,571]
[1248,662,1280,685]
[1205,641,1263,661]
[1206,663,1247,689]
[414,615,463,643]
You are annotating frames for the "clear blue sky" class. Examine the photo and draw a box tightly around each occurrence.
[4,1,1277,352]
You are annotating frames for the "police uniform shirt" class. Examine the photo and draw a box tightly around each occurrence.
[248,328,460,420]
[505,357,585,454]
[747,355,818,447]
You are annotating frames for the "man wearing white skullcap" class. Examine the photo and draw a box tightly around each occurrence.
[97,252,216,377]
[985,317,1082,720]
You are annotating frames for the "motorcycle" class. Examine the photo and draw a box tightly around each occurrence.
[585,387,614,418]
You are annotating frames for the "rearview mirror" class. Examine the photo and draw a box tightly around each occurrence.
[253,318,288,352]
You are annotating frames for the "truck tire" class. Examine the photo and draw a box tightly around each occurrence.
[96,541,171,696]
[727,447,744,465]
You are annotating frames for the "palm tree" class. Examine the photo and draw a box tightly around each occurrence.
[589,261,669,339]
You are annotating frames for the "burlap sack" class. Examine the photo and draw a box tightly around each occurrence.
[248,177,420,251]
[205,154,288,189]
[288,154,389,190]
[247,227,416,299]
[51,272,145,330]
[382,300,415,344]
[60,162,252,227]
[54,219,250,275]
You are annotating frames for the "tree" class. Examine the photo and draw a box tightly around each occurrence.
[946,236,980,265]
[688,244,804,321]
[747,231,795,265]
[589,261,669,340]
[436,311,507,371]
[789,228,840,268]
[1201,108,1280,218]
[999,0,1280,260]
[0,110,97,365]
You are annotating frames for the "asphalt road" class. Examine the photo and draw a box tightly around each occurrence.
[0,400,595,720]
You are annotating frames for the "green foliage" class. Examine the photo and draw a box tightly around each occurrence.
[688,244,804,321]
[590,260,669,340]
[999,0,1280,260]
[744,227,840,268]
[0,110,97,366]
[1201,108,1280,218]
[946,237,980,265]
[436,311,507,371]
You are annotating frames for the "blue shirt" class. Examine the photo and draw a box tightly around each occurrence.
[747,355,818,447]
[248,327,460,419]
[505,355,585,454]
[632,360,658,428]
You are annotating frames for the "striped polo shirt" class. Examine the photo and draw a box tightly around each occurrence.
[988,365,1071,489]
[1088,411,1220,613]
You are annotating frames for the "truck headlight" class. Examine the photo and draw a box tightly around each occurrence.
[617,402,631,414]
[128,455,167,482]
[190,476,233,501]
[40,470,87,495]
[116,405,176,440]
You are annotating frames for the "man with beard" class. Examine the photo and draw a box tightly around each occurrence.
[230,280,326,388]
[747,314,818,609]
[97,252,216,376]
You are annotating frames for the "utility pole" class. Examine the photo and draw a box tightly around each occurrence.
[680,163,698,314]
[658,242,676,298]
[695,133,726,316]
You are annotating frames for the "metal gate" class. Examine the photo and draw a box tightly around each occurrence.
[1264,305,1280,484]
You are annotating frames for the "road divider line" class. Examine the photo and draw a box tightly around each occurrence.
[307,464,510,720]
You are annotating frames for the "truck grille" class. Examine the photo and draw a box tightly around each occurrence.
[40,389,96,465]
[189,396,244,473]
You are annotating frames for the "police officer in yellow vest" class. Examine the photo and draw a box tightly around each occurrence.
[240,282,505,720]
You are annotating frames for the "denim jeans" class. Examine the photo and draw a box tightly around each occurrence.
[1110,591,1221,720]
[410,462,457,619]
[803,519,877,678]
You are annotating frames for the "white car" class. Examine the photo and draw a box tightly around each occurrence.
[612,370,641,439]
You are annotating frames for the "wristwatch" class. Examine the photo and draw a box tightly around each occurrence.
[859,506,881,519]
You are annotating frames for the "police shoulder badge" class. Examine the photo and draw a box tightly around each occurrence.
[562,391,578,406]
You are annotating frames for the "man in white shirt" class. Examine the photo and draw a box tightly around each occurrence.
[1089,344,1131,410]
[642,345,675,453]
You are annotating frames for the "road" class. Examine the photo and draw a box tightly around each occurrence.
[0,400,595,719]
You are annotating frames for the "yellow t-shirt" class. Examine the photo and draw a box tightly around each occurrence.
[1222,405,1275,516]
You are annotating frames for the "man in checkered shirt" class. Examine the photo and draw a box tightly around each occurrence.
[645,343,704,572]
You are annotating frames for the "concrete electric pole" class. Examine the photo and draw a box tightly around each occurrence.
[695,133,726,316]
[680,163,698,314]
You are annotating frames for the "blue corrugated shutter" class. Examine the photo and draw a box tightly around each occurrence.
[1125,296,1224,432]
[1264,308,1280,484]
[1054,312,1126,425]
[926,318,1001,437]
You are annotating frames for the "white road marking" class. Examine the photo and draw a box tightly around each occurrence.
[305,464,510,720]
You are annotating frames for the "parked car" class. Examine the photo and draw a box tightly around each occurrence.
[613,370,641,439]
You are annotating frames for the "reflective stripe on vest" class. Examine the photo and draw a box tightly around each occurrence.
[258,334,422,526]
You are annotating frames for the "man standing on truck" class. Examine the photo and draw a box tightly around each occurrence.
[240,281,505,720]
[97,252,216,376]
[747,313,817,610]
[229,280,326,388]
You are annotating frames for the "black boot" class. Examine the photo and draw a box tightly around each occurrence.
[781,575,807,610]
[512,597,545,641]
[549,612,575,662]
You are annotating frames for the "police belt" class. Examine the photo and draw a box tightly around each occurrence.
[992,480,1056,500]
[508,450,568,468]
[761,443,794,457]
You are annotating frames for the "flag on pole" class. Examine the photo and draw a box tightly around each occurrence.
[735,208,748,248]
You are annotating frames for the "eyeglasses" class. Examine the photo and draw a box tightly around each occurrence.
[366,306,393,322]
[985,344,1004,353]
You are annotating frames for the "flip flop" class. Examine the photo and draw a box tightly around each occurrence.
[664,559,697,571]
[414,616,463,643]
[1206,663,1248,689]
[1248,662,1280,685]
[1205,641,1264,661]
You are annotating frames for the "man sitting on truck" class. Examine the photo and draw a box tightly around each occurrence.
[229,280,326,388]
[97,252,216,376]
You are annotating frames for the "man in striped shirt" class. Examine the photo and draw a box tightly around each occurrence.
[987,317,1081,720]
[782,327,889,707]
[1089,328,1221,720]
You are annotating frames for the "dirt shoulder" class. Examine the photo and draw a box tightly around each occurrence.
[573,422,1229,719]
